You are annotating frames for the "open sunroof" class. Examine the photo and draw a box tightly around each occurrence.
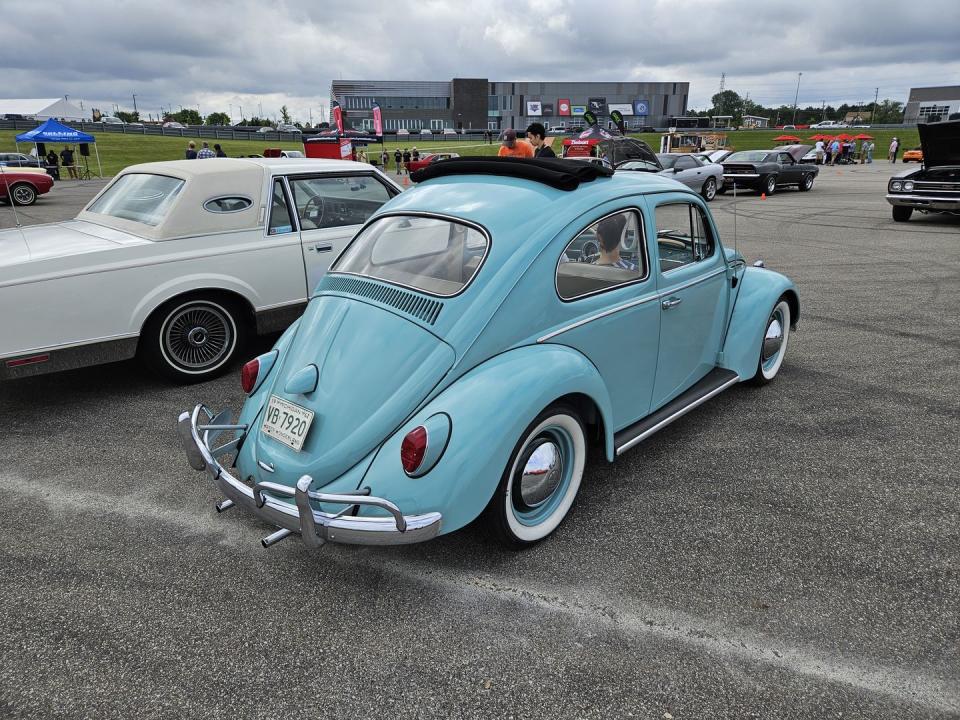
[410,156,614,191]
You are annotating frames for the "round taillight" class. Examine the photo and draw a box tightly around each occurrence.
[240,358,260,394]
[400,426,428,475]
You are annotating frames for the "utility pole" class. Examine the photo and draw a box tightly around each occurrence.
[308,107,313,125]
[718,72,725,93]
[132,93,137,114]
[791,72,802,125]
[873,87,879,122]
[229,104,233,124]
[821,100,826,122]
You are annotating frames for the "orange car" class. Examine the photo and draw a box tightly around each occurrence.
[902,147,923,162]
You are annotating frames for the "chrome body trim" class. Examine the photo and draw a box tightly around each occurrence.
[615,373,740,455]
[178,405,442,547]
[885,194,960,211]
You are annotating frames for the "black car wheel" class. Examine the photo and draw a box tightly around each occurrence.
[716,185,727,194]
[892,206,913,222]
[798,173,815,192]
[701,177,717,201]
[762,175,777,195]
[10,183,37,206]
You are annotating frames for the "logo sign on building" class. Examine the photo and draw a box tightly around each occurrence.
[571,104,587,115]
[558,99,571,116]
[526,101,542,116]
[541,102,554,116]
[588,97,607,114]
[608,103,634,116]
[633,99,649,116]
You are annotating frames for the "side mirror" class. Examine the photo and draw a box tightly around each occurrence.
[672,167,680,174]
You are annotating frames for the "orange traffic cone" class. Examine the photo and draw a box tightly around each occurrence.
[402,175,410,187]
[760,193,766,200]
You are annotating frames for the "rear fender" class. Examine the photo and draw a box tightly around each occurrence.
[721,267,799,379]
[357,344,614,535]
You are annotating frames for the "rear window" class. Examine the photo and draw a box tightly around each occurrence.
[87,173,184,226]
[725,151,771,163]
[333,215,488,297]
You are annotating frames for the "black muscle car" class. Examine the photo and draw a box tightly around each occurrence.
[886,120,960,222]
[719,145,818,195]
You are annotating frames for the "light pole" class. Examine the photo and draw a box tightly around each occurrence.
[132,93,137,114]
[791,72,802,125]
[229,104,233,124]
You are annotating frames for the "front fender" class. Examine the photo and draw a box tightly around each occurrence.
[722,267,799,380]
[358,344,615,535]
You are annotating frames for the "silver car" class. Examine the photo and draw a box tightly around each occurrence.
[650,153,723,201]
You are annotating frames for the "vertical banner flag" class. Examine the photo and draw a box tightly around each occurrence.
[610,110,626,135]
[331,100,344,133]
[558,99,571,116]
[541,102,554,116]
[583,110,598,128]
[371,102,383,137]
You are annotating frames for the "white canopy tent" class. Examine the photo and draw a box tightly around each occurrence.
[0,98,86,121]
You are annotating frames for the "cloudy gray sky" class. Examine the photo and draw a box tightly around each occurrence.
[2,0,958,122]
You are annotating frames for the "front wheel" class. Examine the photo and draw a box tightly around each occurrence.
[798,173,815,191]
[140,295,248,383]
[701,176,717,201]
[10,183,37,206]
[751,299,791,385]
[484,405,587,548]
[892,206,913,222]
[762,175,777,195]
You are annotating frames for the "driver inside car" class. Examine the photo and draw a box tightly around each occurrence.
[594,214,637,272]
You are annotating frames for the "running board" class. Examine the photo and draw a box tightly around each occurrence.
[614,368,740,456]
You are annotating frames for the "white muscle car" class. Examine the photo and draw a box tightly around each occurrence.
[0,158,402,382]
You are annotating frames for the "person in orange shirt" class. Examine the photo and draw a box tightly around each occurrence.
[497,129,534,158]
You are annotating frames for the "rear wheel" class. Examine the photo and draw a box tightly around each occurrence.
[140,295,248,383]
[484,404,587,548]
[892,206,913,222]
[10,183,37,206]
[701,176,717,201]
[751,299,791,385]
[798,173,815,191]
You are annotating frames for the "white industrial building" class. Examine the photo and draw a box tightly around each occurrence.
[0,98,86,121]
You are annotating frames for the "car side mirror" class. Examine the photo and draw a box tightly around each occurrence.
[672,167,680,174]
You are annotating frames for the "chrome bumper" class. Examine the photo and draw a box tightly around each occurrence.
[885,194,960,212]
[177,404,442,548]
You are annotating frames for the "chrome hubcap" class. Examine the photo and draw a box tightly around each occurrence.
[517,440,563,509]
[762,316,784,362]
[13,187,32,203]
[164,305,232,369]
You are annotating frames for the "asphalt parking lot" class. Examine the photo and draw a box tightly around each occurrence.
[1,165,958,719]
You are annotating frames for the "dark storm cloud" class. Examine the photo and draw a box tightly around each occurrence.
[2,0,958,120]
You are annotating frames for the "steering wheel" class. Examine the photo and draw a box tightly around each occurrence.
[303,195,325,228]
[578,239,600,264]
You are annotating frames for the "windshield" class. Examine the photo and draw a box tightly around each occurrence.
[87,173,184,226]
[333,215,488,297]
[656,155,679,169]
[617,159,660,172]
[725,151,773,163]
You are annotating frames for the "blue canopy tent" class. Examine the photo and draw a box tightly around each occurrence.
[16,119,102,177]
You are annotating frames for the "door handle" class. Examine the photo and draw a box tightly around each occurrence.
[309,243,333,253]
[661,297,682,309]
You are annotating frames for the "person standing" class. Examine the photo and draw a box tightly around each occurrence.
[866,140,875,163]
[45,149,60,180]
[394,148,402,175]
[815,139,825,165]
[214,143,227,157]
[889,137,899,163]
[402,147,411,173]
[829,138,841,166]
[411,146,420,162]
[60,145,78,179]
[381,149,389,170]
[185,141,198,160]
[196,141,216,159]
[497,129,534,158]
[526,123,556,158]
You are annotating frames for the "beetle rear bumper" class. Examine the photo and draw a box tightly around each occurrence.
[177,404,442,548]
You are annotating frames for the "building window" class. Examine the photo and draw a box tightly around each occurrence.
[918,104,950,123]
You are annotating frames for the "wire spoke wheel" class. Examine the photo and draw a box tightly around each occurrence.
[160,301,236,373]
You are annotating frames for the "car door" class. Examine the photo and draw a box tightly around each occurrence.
[552,207,660,430]
[672,155,704,190]
[777,152,802,183]
[286,173,398,292]
[650,196,730,410]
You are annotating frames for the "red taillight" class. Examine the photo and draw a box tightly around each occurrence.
[240,358,260,394]
[401,426,428,474]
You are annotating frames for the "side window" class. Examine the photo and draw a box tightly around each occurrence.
[268,180,295,235]
[556,210,646,301]
[675,156,696,170]
[289,175,393,230]
[655,203,715,273]
[779,152,794,164]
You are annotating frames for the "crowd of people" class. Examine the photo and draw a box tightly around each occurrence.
[184,141,227,159]
[812,137,883,165]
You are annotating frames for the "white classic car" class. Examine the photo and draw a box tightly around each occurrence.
[0,158,403,382]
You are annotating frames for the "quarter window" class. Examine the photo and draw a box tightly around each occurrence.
[654,203,714,272]
[556,210,646,301]
[289,175,393,230]
[204,196,253,213]
[268,180,295,235]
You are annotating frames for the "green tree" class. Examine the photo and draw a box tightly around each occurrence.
[711,90,743,118]
[873,99,904,124]
[205,112,231,126]
[280,105,292,124]
[236,116,272,127]
[116,110,140,123]
[171,108,203,125]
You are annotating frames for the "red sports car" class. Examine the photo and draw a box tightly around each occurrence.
[0,169,54,206]
[407,152,460,173]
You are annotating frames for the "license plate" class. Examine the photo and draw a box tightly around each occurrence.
[261,396,315,452]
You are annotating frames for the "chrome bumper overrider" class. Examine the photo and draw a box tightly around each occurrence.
[177,405,442,548]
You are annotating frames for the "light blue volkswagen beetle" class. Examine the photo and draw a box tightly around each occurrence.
[179,158,798,549]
